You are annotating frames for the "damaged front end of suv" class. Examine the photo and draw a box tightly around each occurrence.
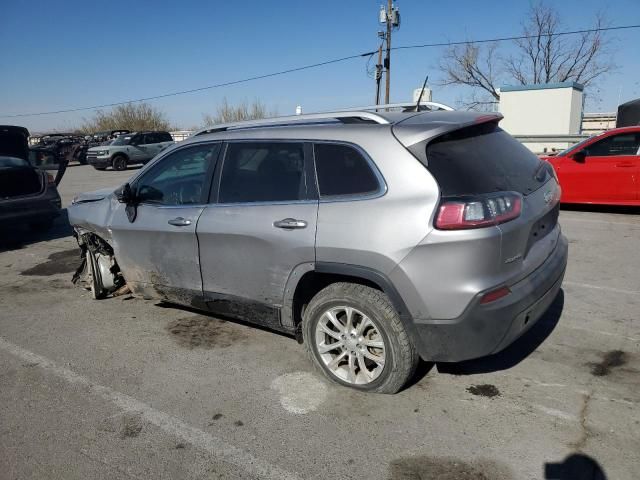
[70,188,129,299]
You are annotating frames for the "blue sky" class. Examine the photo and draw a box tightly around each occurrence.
[1,0,639,132]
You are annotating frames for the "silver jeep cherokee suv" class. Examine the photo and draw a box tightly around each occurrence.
[69,105,568,393]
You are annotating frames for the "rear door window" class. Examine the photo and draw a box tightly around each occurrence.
[313,143,380,198]
[425,122,547,196]
[219,142,306,203]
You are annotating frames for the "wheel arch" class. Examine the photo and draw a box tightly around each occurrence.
[284,262,416,343]
[110,151,129,163]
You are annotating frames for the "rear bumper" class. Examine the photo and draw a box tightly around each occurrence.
[0,188,62,225]
[412,233,568,362]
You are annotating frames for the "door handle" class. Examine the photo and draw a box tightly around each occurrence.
[616,162,634,167]
[168,217,192,227]
[273,218,307,229]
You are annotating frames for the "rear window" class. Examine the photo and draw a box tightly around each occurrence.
[314,143,380,197]
[425,122,548,196]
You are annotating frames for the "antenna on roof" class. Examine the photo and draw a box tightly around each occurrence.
[415,75,429,112]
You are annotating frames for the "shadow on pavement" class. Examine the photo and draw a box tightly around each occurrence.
[544,453,607,480]
[435,289,565,376]
[0,209,73,253]
[561,203,640,215]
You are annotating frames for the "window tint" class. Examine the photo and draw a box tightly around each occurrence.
[586,133,640,157]
[219,142,305,203]
[313,143,379,197]
[136,143,219,205]
[425,122,546,196]
[143,133,158,144]
[158,132,173,142]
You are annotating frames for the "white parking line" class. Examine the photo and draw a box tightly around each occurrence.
[563,280,640,296]
[0,337,300,480]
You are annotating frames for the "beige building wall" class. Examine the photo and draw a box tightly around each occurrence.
[499,82,584,136]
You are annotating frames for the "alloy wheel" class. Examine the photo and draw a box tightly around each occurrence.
[314,306,386,385]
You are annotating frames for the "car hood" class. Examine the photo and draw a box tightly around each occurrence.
[72,187,116,204]
[0,125,30,160]
[87,145,112,152]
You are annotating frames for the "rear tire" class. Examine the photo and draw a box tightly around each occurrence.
[303,282,418,394]
[111,155,127,171]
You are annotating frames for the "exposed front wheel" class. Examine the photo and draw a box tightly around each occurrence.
[303,283,418,394]
[111,155,127,171]
[86,251,108,299]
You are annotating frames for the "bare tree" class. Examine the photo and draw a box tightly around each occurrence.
[441,42,502,101]
[202,98,276,126]
[440,2,616,106]
[78,102,170,133]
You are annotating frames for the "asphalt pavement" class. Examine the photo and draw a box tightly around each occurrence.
[1,164,638,479]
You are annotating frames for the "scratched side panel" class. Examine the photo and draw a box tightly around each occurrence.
[197,203,317,324]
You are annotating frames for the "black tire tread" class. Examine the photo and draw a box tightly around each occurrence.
[303,282,418,394]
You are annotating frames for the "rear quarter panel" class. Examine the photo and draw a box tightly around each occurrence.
[315,131,439,275]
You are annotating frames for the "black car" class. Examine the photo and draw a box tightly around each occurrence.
[1,126,64,232]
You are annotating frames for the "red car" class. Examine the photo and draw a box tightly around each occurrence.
[542,127,640,206]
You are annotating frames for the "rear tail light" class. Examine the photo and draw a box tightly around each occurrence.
[435,191,522,230]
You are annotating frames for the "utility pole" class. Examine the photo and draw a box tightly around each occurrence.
[376,2,400,105]
[375,42,383,105]
[384,0,392,105]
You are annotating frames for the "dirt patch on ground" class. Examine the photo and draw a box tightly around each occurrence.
[388,456,512,480]
[166,315,248,349]
[120,413,143,438]
[466,384,501,398]
[20,249,79,276]
[589,350,627,376]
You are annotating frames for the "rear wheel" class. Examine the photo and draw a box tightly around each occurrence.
[303,282,418,394]
[111,155,127,171]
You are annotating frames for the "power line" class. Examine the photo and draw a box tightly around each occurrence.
[2,23,639,119]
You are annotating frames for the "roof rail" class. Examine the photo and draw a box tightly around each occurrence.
[193,111,390,137]
[345,101,455,112]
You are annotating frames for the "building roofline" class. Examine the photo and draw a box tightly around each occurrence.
[500,81,584,93]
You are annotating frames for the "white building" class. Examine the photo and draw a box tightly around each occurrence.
[498,82,585,153]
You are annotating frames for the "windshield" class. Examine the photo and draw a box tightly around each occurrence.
[557,136,593,156]
[112,135,133,146]
[425,122,548,196]
[0,155,31,168]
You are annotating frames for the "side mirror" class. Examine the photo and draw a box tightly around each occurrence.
[115,183,135,204]
[572,150,587,163]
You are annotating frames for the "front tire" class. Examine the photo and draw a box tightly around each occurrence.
[86,251,108,299]
[111,155,127,171]
[303,282,418,394]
